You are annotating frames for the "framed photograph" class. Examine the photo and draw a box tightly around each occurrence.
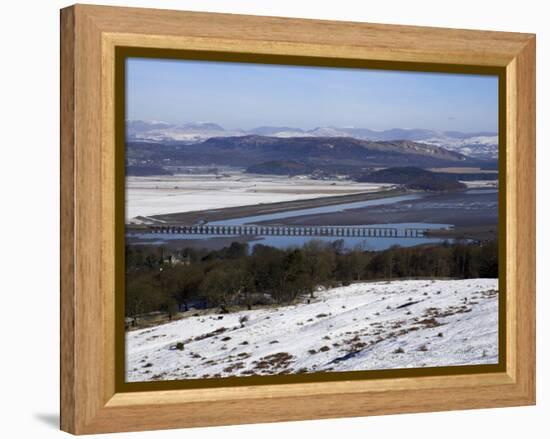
[60,4,536,434]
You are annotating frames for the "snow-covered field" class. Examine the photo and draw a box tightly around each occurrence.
[126,279,498,382]
[125,172,390,220]
[461,180,499,189]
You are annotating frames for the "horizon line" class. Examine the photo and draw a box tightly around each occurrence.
[126,119,498,136]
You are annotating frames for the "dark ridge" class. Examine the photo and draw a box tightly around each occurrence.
[356,167,467,191]
[126,165,172,176]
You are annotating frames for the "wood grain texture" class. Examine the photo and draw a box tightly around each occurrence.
[60,6,75,433]
[512,37,536,397]
[82,4,531,66]
[60,4,536,434]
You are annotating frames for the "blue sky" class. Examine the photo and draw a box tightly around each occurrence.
[126,57,499,133]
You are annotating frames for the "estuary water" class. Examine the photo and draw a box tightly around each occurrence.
[127,189,497,251]
[208,194,422,225]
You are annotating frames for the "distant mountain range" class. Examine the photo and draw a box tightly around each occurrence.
[127,120,499,159]
[126,135,493,177]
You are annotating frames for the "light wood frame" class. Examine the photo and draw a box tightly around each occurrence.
[60,4,536,434]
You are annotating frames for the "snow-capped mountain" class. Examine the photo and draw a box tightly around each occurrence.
[127,120,498,159]
[126,121,243,143]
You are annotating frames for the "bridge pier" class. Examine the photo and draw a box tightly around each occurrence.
[143,224,429,240]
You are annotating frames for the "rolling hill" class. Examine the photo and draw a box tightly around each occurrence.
[127,135,484,172]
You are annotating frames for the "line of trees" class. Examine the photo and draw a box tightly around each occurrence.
[125,239,498,323]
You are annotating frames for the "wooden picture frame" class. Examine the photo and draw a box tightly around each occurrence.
[60,4,536,434]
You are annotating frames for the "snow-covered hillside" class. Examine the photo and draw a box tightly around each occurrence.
[417,135,498,159]
[126,279,498,382]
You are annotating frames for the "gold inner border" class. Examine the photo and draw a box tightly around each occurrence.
[115,47,507,393]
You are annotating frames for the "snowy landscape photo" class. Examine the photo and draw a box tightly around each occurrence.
[123,57,500,383]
